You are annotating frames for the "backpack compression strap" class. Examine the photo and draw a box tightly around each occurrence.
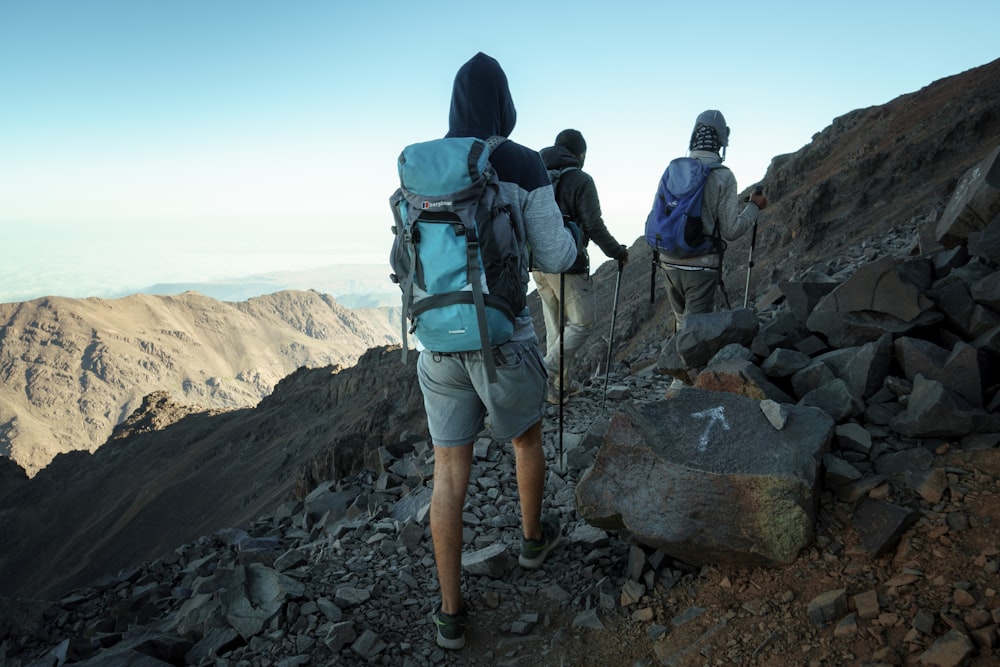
[473,135,508,383]
[389,190,416,365]
[464,225,497,383]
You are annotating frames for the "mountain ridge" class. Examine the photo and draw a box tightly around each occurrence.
[0,289,401,475]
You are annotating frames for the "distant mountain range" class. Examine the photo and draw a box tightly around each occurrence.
[0,289,400,476]
[123,262,398,307]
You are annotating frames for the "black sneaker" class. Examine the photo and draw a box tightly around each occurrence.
[519,514,561,569]
[432,606,467,650]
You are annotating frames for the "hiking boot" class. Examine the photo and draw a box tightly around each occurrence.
[432,606,467,650]
[519,514,561,569]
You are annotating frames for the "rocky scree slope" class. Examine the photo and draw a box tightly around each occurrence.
[558,57,1000,387]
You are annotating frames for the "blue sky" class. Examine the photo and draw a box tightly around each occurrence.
[1,1,998,302]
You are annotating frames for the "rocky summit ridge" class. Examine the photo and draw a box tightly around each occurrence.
[1,59,1000,666]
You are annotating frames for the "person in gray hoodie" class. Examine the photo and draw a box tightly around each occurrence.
[419,52,577,650]
[655,109,768,395]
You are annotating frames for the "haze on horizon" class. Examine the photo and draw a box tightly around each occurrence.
[1,0,997,303]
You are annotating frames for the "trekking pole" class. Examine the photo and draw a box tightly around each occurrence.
[602,259,624,412]
[649,250,658,304]
[742,185,764,308]
[558,272,566,471]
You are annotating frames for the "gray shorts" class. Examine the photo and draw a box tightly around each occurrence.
[416,339,547,447]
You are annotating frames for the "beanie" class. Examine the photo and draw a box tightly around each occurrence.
[689,110,729,153]
[555,129,587,157]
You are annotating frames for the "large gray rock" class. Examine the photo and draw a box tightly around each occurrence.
[694,358,795,404]
[220,564,301,640]
[928,280,979,337]
[968,212,1000,264]
[790,359,838,399]
[890,374,991,438]
[575,390,833,567]
[657,308,760,380]
[806,257,939,347]
[893,337,982,407]
[815,334,893,401]
[969,269,1000,311]
[798,378,864,422]
[778,281,838,323]
[935,144,1000,248]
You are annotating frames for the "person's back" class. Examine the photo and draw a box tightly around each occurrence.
[651,110,767,396]
[445,56,576,291]
[417,52,576,651]
[531,129,628,403]
[539,132,628,272]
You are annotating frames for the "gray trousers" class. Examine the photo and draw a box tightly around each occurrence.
[662,267,718,333]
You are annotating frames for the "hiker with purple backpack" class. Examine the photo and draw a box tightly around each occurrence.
[645,110,768,396]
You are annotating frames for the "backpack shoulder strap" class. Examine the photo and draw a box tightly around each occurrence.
[707,161,730,243]
[485,135,507,154]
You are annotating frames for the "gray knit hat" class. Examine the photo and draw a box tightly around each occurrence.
[689,110,729,151]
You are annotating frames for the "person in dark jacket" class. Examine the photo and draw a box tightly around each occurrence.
[420,53,576,650]
[531,129,629,403]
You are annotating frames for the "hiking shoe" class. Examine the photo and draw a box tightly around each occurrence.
[546,381,581,405]
[665,377,688,399]
[519,514,561,569]
[432,606,467,650]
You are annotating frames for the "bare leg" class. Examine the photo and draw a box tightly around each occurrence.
[511,420,545,542]
[429,442,473,615]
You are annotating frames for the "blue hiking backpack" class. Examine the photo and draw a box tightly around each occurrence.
[644,157,726,258]
[389,135,526,382]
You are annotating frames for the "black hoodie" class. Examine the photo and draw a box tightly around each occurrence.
[539,144,628,270]
[437,52,576,299]
[445,52,552,198]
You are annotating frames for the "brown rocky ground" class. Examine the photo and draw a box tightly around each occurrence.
[510,447,1000,667]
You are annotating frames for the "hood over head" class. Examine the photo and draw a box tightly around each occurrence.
[446,52,516,139]
[540,144,582,171]
[554,129,587,157]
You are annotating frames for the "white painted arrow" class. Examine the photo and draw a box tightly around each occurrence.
[691,406,730,452]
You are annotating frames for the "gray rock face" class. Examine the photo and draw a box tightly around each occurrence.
[806,257,940,348]
[894,337,982,407]
[935,145,1000,247]
[657,308,760,380]
[575,390,833,567]
[890,375,990,438]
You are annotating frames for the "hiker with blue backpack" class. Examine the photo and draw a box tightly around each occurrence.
[531,129,629,405]
[389,52,578,650]
[644,109,768,396]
